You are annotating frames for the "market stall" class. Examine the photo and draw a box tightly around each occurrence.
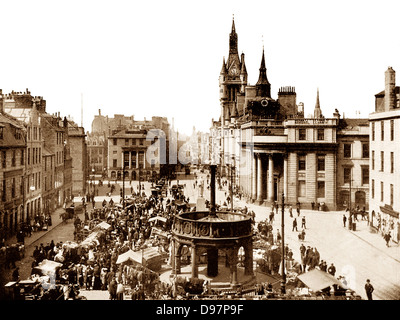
[296,269,352,298]
[94,221,112,231]
[116,249,142,265]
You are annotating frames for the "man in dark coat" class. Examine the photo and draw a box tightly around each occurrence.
[16,230,24,244]
[108,278,117,300]
[364,279,374,300]
[12,267,20,281]
[292,218,298,232]
[384,232,391,247]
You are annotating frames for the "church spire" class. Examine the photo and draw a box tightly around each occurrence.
[314,88,323,118]
[220,57,227,74]
[229,16,238,54]
[256,47,271,98]
[240,53,247,75]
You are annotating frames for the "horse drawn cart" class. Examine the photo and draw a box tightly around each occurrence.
[60,205,75,223]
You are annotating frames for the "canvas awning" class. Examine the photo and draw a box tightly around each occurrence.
[150,227,169,238]
[95,221,112,230]
[380,205,399,218]
[297,269,348,292]
[116,249,142,264]
[148,216,167,223]
[142,247,161,261]
[33,259,63,276]
[116,247,162,265]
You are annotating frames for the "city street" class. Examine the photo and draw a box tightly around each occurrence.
[184,171,400,300]
[3,174,400,300]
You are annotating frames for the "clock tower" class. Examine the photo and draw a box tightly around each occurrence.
[219,17,248,126]
[219,17,248,176]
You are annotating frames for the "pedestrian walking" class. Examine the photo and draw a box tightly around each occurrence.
[343,214,347,228]
[365,279,374,300]
[300,243,306,258]
[276,229,281,243]
[12,267,20,282]
[269,211,274,224]
[292,218,298,232]
[116,280,124,300]
[384,232,391,247]
[289,206,293,218]
[108,277,117,300]
[301,216,306,229]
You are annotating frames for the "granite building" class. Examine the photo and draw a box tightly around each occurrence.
[369,67,400,242]
[214,19,369,211]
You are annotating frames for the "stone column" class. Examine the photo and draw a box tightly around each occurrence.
[287,152,298,205]
[283,154,288,198]
[207,248,218,277]
[191,245,198,279]
[257,154,263,202]
[229,247,239,287]
[325,152,336,210]
[306,152,317,204]
[174,243,182,275]
[244,240,254,276]
[252,153,257,200]
[171,239,176,274]
[136,152,139,169]
[268,154,274,202]
[129,152,131,169]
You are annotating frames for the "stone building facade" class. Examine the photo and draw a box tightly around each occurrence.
[369,67,400,242]
[106,116,170,182]
[0,111,26,238]
[66,122,87,198]
[3,91,45,222]
[214,19,370,211]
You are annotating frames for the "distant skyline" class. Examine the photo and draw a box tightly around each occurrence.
[1,0,400,135]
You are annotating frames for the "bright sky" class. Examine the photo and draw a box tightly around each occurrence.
[1,0,400,135]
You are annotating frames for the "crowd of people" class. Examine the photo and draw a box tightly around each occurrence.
[9,179,200,300]
[2,170,374,300]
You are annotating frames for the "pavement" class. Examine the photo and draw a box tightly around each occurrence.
[185,172,400,300]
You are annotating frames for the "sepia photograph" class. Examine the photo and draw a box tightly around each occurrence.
[0,0,399,313]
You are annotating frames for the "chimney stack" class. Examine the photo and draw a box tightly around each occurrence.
[385,67,396,111]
